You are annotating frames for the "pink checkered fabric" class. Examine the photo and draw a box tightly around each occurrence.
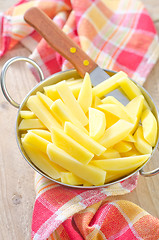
[0,0,159,85]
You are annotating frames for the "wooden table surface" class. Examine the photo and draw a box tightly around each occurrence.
[0,1,159,239]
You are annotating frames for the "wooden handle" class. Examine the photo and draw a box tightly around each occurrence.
[24,7,98,77]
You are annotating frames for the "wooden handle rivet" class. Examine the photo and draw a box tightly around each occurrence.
[70,47,76,53]
[83,60,89,66]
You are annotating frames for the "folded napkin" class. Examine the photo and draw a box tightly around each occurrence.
[1,0,159,239]
[34,174,159,239]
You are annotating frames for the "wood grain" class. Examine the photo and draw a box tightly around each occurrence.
[0,46,36,240]
[0,1,159,239]
[24,7,98,77]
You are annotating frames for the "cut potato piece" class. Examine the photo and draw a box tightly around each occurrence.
[93,96,102,108]
[104,169,138,184]
[22,141,64,179]
[36,91,54,109]
[44,84,61,101]
[92,154,150,171]
[141,109,158,146]
[68,83,83,99]
[98,104,134,123]
[89,107,106,140]
[101,96,125,108]
[119,77,149,109]
[19,110,36,119]
[44,80,83,101]
[120,146,141,157]
[19,119,46,130]
[78,72,92,113]
[134,126,152,154]
[60,172,85,185]
[28,129,52,142]
[51,127,94,164]
[126,95,144,133]
[114,141,132,153]
[104,112,119,129]
[50,99,87,133]
[94,148,120,159]
[104,171,125,184]
[56,81,88,126]
[43,80,66,100]
[123,134,135,142]
[92,71,127,98]
[23,132,50,153]
[47,143,106,186]
[119,77,141,100]
[99,119,134,148]
[64,122,106,156]
[66,79,82,85]
[26,95,61,131]
[50,99,76,125]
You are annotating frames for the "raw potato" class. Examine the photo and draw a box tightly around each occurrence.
[141,109,157,146]
[28,129,52,142]
[92,71,127,98]
[118,77,149,110]
[94,148,120,159]
[102,96,125,108]
[56,81,88,126]
[44,80,82,100]
[22,141,65,180]
[99,119,134,148]
[89,107,106,140]
[124,134,135,142]
[120,146,141,157]
[98,103,133,123]
[19,119,46,130]
[114,141,132,153]
[50,99,87,133]
[78,72,92,113]
[119,77,142,100]
[51,127,94,164]
[91,154,150,171]
[37,91,54,109]
[19,110,36,119]
[67,83,83,99]
[103,111,119,129]
[104,169,138,184]
[26,95,61,131]
[18,71,158,186]
[60,172,85,185]
[93,96,102,108]
[134,126,152,154]
[64,121,106,156]
[23,131,50,153]
[47,143,106,186]
[126,95,144,133]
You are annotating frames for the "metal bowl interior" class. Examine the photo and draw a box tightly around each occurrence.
[16,69,159,189]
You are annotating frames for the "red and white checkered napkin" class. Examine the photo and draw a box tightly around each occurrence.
[1,0,159,239]
[32,173,159,240]
[0,0,159,85]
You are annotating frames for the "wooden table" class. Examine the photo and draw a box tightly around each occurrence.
[0,1,159,239]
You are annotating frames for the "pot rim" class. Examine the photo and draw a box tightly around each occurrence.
[14,68,159,189]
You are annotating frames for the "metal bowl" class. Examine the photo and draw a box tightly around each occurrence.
[1,56,159,189]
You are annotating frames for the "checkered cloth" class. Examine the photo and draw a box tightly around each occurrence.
[1,0,159,84]
[1,0,159,239]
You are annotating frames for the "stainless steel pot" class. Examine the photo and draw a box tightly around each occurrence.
[1,56,159,189]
